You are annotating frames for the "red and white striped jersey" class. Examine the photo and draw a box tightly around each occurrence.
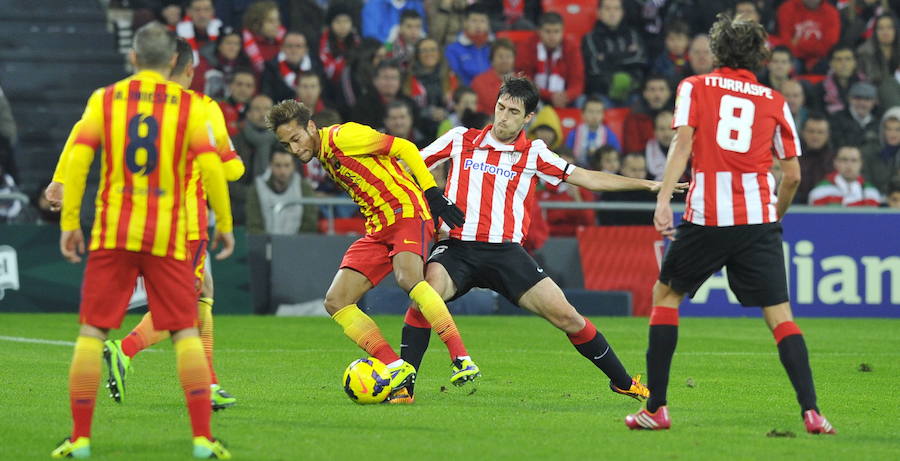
[422,125,575,244]
[673,67,801,227]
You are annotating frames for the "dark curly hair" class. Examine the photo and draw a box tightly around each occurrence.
[709,13,770,71]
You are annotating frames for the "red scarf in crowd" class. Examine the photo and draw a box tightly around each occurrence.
[243,26,286,72]
[534,42,565,93]
[278,51,312,88]
[176,18,222,67]
[504,0,524,25]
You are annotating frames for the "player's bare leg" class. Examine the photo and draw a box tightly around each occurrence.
[394,252,479,389]
[762,302,834,434]
[518,278,647,399]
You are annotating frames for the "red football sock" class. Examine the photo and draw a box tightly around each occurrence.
[175,336,212,439]
[69,336,103,440]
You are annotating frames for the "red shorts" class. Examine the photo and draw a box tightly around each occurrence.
[188,239,208,296]
[79,249,197,330]
[340,218,434,286]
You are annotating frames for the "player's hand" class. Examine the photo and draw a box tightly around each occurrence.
[45,181,64,212]
[60,229,85,263]
[654,201,676,241]
[211,230,235,260]
[424,186,465,229]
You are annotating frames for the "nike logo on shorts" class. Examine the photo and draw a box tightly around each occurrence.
[403,239,418,244]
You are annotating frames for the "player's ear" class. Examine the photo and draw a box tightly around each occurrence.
[307,119,317,133]
[523,111,535,125]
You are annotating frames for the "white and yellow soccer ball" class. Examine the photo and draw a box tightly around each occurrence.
[342,357,392,404]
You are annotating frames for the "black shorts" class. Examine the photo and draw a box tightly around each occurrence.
[659,221,789,307]
[426,239,549,304]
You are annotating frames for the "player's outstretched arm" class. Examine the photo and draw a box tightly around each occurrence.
[775,156,801,219]
[565,166,659,193]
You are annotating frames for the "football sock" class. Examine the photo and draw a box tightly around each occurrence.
[197,297,218,385]
[120,312,170,358]
[175,336,212,439]
[332,304,400,364]
[646,306,679,413]
[400,305,431,372]
[773,321,819,414]
[567,317,631,390]
[69,336,103,440]
[408,281,468,359]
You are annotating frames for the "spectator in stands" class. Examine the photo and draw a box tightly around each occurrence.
[384,9,426,71]
[759,46,795,93]
[407,37,455,137]
[856,13,899,86]
[426,0,467,47]
[460,109,490,129]
[472,39,516,114]
[445,4,493,86]
[651,20,691,86]
[0,160,23,223]
[597,153,655,225]
[295,72,331,114]
[840,0,891,48]
[814,45,866,114]
[155,1,182,30]
[382,100,426,147]
[623,75,673,154]
[796,113,836,203]
[320,3,361,89]
[176,0,221,65]
[886,181,900,208]
[436,86,477,136]
[864,106,900,194]
[782,79,809,129]
[246,150,318,235]
[517,12,584,109]
[682,34,714,79]
[830,81,882,158]
[219,68,256,135]
[645,110,675,181]
[242,1,285,73]
[526,105,564,150]
[337,38,387,113]
[589,146,621,178]
[582,0,647,104]
[809,145,882,206]
[777,0,841,73]
[565,97,621,167]
[195,27,252,97]
[352,61,417,130]
[260,31,323,103]
[361,0,426,44]
[234,94,278,185]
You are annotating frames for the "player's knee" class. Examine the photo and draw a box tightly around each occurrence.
[322,293,346,316]
[546,304,583,332]
[395,272,423,293]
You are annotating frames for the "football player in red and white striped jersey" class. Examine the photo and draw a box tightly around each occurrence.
[400,76,675,402]
[626,14,834,434]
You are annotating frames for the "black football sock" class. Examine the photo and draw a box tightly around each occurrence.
[400,308,432,394]
[646,306,679,413]
[568,318,632,390]
[774,322,819,414]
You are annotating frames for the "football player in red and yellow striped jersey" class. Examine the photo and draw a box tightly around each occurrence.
[267,100,479,403]
[52,23,232,460]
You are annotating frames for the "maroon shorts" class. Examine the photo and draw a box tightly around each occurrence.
[188,239,208,296]
[340,218,434,286]
[79,249,197,330]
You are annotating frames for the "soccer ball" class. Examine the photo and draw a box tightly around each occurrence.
[342,357,391,404]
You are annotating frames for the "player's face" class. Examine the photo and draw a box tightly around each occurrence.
[884,119,900,146]
[492,48,515,75]
[768,52,792,78]
[400,18,423,43]
[276,120,319,163]
[281,34,308,64]
[331,15,353,39]
[876,16,896,45]
[492,94,533,143]
[801,120,829,150]
[834,148,862,180]
[417,39,441,68]
[643,80,671,109]
[539,23,564,49]
[189,0,214,28]
[261,9,281,39]
[219,34,241,60]
[296,76,321,105]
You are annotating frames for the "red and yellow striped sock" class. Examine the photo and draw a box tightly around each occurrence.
[409,281,468,359]
[175,336,212,439]
[198,297,218,385]
[121,312,170,358]
[69,336,103,440]
[332,304,400,364]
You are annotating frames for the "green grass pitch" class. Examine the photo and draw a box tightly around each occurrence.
[1,313,898,460]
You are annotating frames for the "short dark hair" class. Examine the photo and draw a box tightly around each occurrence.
[643,74,670,90]
[593,145,620,161]
[400,9,422,23]
[229,67,256,84]
[538,12,563,27]
[771,45,792,59]
[583,96,605,110]
[452,85,476,104]
[172,38,194,76]
[266,99,313,132]
[461,110,490,129]
[828,44,855,60]
[664,20,690,38]
[497,76,539,114]
[270,149,293,162]
[804,111,829,127]
[490,38,516,61]
[385,100,412,118]
[312,109,342,127]
[374,60,401,78]
[464,3,489,19]
[709,13,770,71]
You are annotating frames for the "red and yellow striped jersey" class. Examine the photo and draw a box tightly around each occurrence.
[184,90,245,241]
[61,70,232,261]
[316,123,434,234]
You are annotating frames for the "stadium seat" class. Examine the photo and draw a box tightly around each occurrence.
[604,107,630,146]
[318,218,366,235]
[542,0,599,41]
[556,107,582,138]
[496,29,537,49]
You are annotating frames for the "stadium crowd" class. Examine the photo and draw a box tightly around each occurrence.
[2,0,900,235]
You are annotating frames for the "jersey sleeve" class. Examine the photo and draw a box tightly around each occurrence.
[186,96,218,157]
[533,140,575,186]
[772,100,802,159]
[204,96,244,180]
[52,120,84,184]
[421,126,467,168]
[672,79,698,129]
[330,122,394,157]
[60,89,104,231]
